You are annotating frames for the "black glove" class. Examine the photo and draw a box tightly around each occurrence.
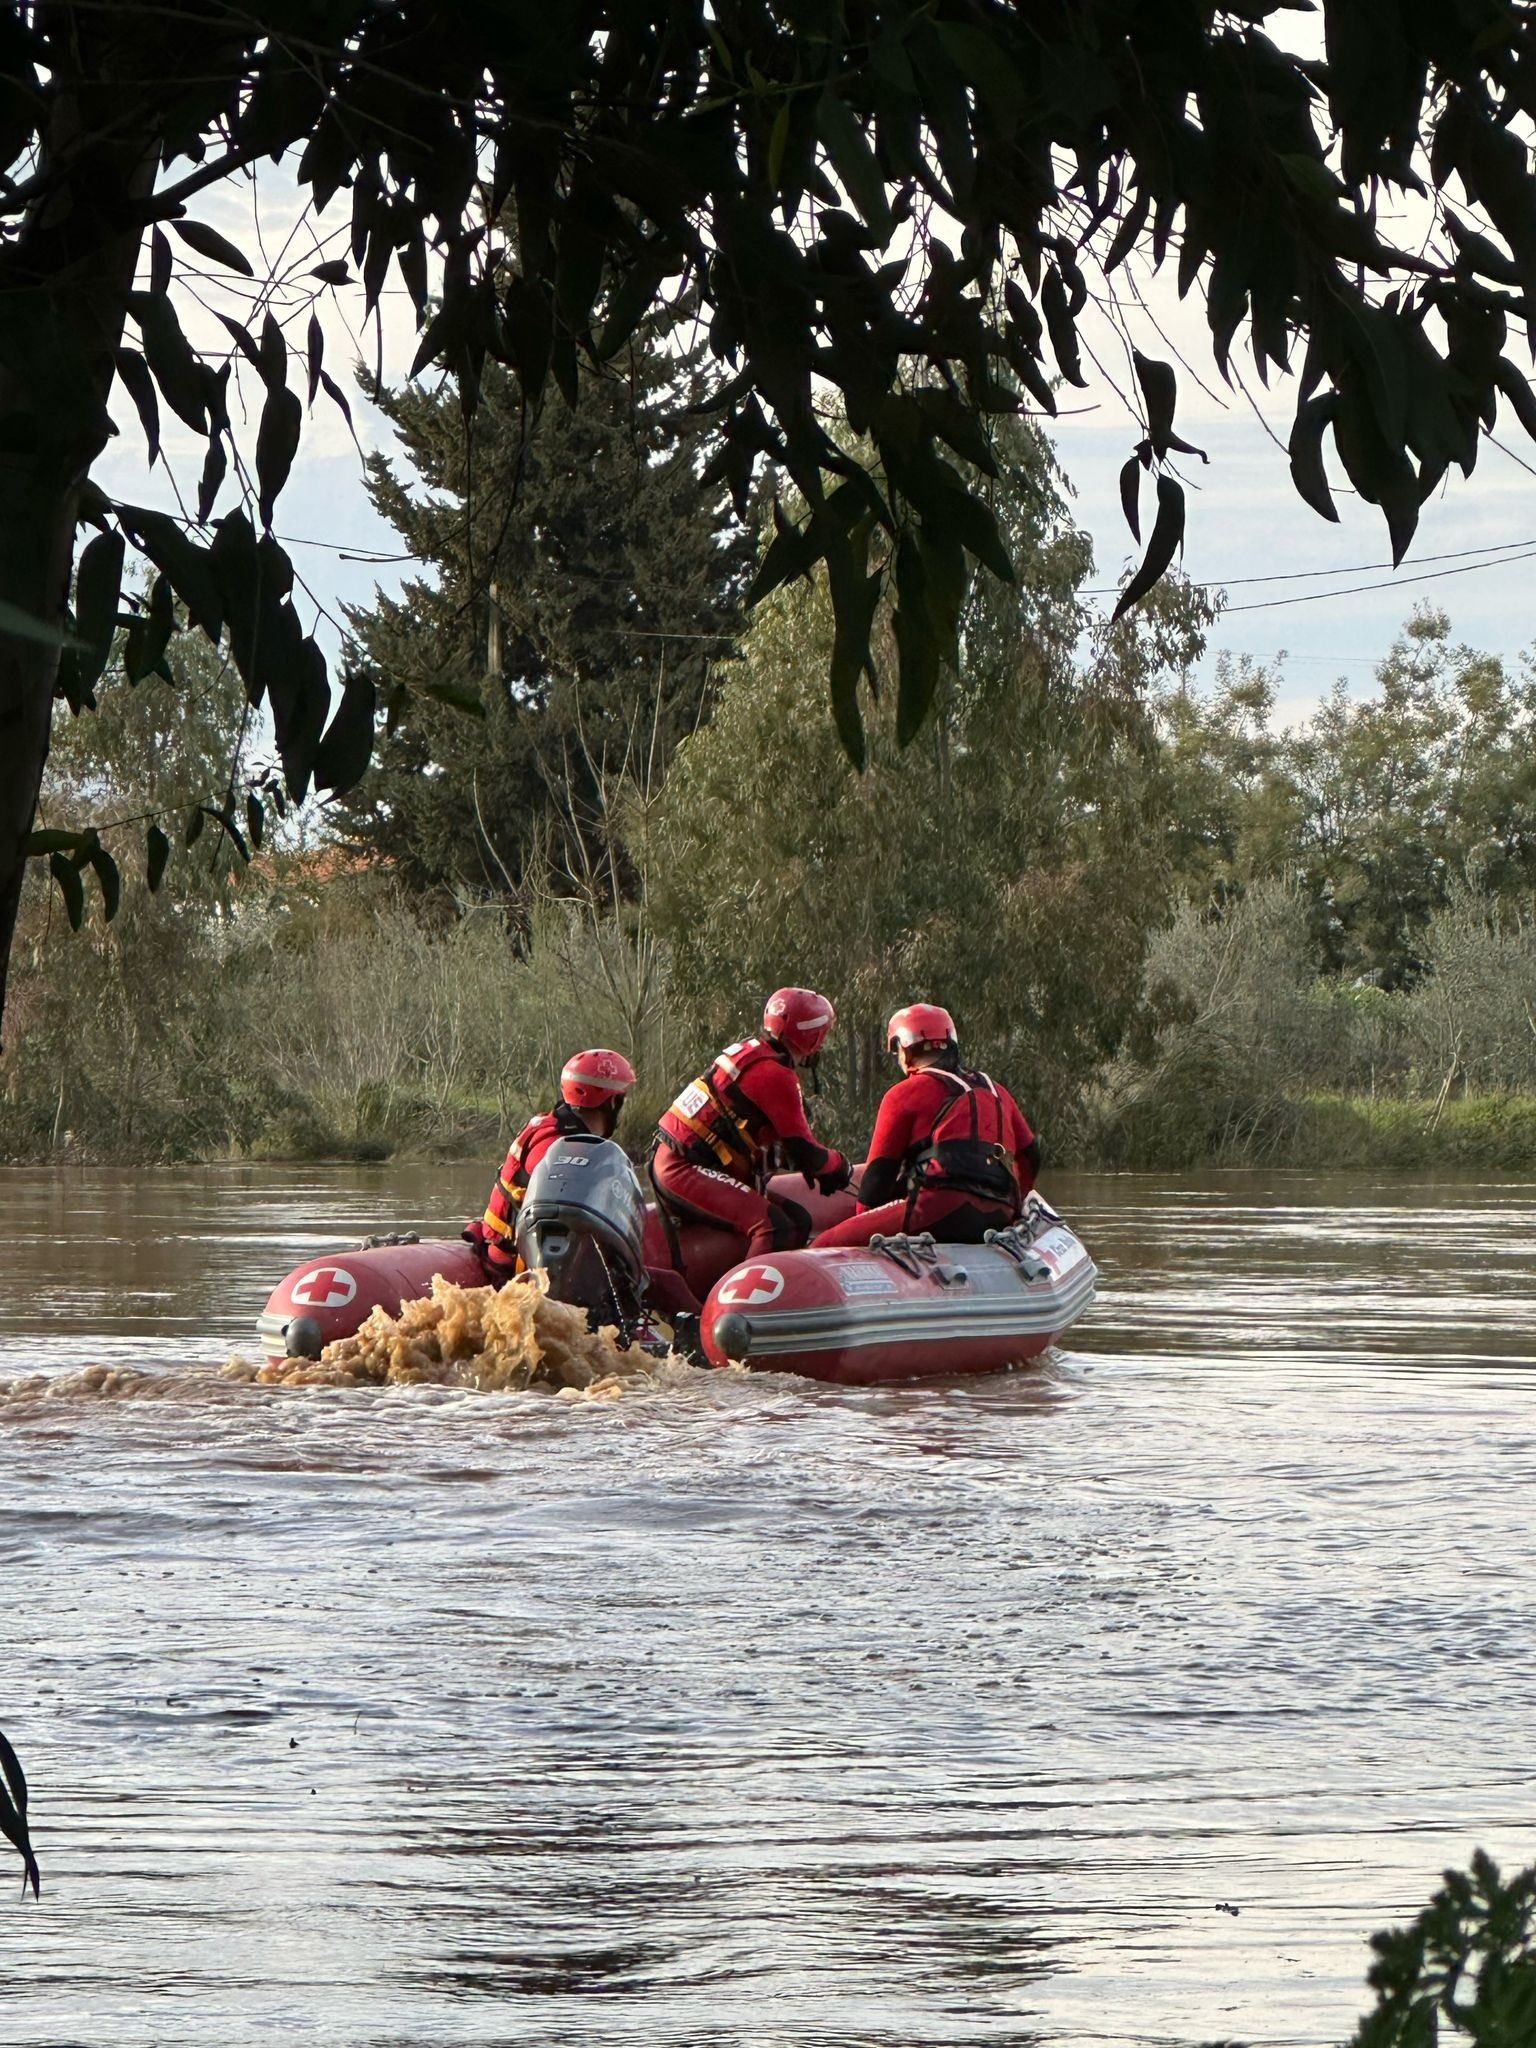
[815,1151,853,1196]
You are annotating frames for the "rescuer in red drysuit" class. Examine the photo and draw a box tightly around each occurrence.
[814,1004,1041,1249]
[652,987,852,1259]
[469,1048,638,1280]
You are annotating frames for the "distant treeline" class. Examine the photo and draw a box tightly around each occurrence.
[8,329,1536,1172]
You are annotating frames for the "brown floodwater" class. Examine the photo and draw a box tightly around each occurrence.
[1,1161,1533,2047]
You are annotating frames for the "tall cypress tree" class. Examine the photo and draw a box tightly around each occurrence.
[338,303,751,901]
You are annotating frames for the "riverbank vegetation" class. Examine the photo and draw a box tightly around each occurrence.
[9,339,1536,1173]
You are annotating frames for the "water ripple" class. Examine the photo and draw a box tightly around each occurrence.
[0,1163,1532,2048]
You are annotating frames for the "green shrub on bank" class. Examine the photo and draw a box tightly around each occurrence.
[1084,1040,1297,1168]
[1296,1094,1536,1172]
[1080,879,1536,1170]
[0,865,671,1167]
[1082,1090,1536,1173]
[1350,1851,1536,2046]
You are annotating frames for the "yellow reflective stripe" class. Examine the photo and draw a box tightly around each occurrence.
[481,1207,514,1237]
[671,1104,746,1171]
[675,1108,737,1164]
[704,1080,759,1163]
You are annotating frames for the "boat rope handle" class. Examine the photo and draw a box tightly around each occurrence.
[869,1232,969,1285]
[984,1226,1053,1280]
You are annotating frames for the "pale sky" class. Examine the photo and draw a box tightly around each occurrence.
[1069,406,1536,728]
[92,156,1536,745]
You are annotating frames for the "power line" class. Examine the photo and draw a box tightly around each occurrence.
[283,525,1536,579]
[278,532,413,563]
[1213,651,1388,665]
[1218,545,1536,615]
[1084,532,1536,597]
[119,491,1536,619]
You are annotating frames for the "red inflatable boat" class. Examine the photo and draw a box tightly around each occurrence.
[696,1203,1096,1382]
[256,1233,489,1367]
[256,1148,1096,1384]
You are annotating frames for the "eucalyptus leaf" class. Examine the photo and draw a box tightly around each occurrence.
[313,671,377,792]
[817,89,891,235]
[85,843,121,922]
[256,384,302,528]
[48,852,85,931]
[23,829,88,855]
[169,217,255,277]
[1289,392,1341,522]
[113,348,160,465]
[1112,474,1185,620]
[1119,454,1142,543]
[68,528,125,702]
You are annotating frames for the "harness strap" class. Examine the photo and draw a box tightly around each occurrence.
[647,1146,688,1276]
[903,1069,972,1187]
[907,1068,1016,1196]
[484,1104,576,1234]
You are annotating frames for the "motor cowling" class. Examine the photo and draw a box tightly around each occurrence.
[514,1135,649,1331]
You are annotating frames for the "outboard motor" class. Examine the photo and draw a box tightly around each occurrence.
[514,1135,650,1340]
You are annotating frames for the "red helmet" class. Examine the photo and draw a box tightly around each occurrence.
[559,1048,637,1109]
[888,1003,957,1056]
[763,987,836,1059]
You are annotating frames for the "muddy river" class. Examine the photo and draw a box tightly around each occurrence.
[0,1163,1532,2046]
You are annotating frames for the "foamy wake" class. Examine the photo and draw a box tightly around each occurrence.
[0,1273,698,1404]
[0,1363,219,1402]
[248,1269,689,1398]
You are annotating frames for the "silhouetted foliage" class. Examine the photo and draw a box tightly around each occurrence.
[0,1729,39,1901]
[9,2,1536,1033]
[1350,1852,1536,2048]
[648,415,1217,1146]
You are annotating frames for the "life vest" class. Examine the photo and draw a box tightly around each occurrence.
[480,1102,586,1262]
[908,1069,1020,1205]
[658,1037,791,1181]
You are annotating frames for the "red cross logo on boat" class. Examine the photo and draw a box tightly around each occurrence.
[290,1266,358,1309]
[717,1263,785,1307]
